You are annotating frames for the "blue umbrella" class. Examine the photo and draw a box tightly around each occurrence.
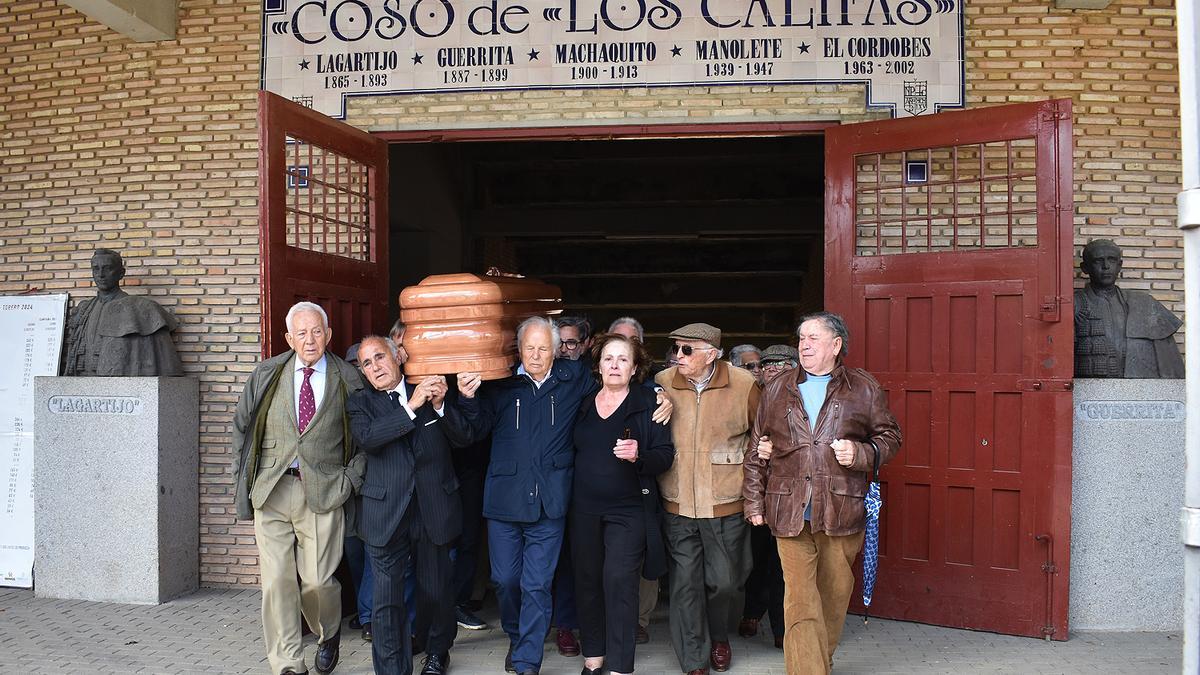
[862,442,883,623]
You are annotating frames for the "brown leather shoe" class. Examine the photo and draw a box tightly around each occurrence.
[635,624,650,644]
[737,617,759,638]
[556,628,581,657]
[710,640,732,672]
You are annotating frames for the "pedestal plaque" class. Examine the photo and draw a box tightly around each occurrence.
[1071,378,1184,630]
[34,376,199,604]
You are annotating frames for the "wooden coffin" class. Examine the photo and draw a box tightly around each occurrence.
[399,269,563,382]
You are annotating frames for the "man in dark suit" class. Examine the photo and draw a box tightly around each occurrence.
[346,335,484,675]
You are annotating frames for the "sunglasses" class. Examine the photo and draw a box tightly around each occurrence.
[740,361,762,371]
[672,344,714,356]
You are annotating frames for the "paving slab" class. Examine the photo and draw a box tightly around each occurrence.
[0,588,1180,674]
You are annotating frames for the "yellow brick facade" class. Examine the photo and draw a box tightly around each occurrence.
[0,0,1182,585]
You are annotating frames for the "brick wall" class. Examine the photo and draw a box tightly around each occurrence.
[0,0,1181,587]
[0,0,265,586]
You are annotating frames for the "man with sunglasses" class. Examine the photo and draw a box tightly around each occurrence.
[760,344,800,382]
[654,323,761,675]
[729,344,764,386]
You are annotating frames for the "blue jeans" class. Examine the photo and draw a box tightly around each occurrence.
[345,534,374,625]
[489,515,566,673]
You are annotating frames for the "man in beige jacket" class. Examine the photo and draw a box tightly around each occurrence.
[655,323,761,675]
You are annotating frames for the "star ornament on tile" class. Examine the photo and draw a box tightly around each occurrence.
[797,42,811,54]
[670,45,682,57]
[412,53,424,64]
[298,59,310,70]
[528,49,540,61]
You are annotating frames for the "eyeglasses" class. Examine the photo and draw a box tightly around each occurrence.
[560,339,582,349]
[740,361,762,371]
[763,360,796,370]
[672,344,714,357]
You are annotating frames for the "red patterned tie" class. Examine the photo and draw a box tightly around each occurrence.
[298,367,315,433]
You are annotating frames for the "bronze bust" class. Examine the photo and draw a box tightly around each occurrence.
[64,248,184,377]
[1073,239,1183,378]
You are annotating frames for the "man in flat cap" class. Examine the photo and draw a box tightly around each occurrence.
[760,344,800,383]
[654,323,761,675]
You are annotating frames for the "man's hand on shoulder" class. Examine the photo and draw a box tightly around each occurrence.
[652,390,673,425]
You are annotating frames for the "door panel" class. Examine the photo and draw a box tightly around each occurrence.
[258,91,389,357]
[825,99,1074,639]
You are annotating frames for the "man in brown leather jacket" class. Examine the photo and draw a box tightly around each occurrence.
[742,312,901,675]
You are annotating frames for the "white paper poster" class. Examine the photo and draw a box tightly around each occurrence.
[261,0,965,119]
[0,294,68,589]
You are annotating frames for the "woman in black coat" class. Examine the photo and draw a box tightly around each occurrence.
[571,333,674,675]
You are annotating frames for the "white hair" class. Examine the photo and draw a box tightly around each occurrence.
[729,344,761,367]
[517,315,560,351]
[285,301,329,333]
[359,334,399,359]
[608,316,644,341]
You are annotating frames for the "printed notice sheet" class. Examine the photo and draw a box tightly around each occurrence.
[0,294,68,588]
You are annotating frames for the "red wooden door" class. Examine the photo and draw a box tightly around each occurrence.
[258,91,389,358]
[825,99,1074,639]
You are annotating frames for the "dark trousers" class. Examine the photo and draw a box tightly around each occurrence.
[664,512,751,673]
[743,523,785,637]
[553,527,579,631]
[571,509,645,674]
[452,465,486,606]
[489,515,566,673]
[366,500,457,675]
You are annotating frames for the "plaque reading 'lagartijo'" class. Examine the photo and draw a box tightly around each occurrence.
[261,0,964,118]
[47,396,143,415]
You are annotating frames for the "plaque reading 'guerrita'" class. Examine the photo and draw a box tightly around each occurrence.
[1074,400,1185,422]
[47,396,143,415]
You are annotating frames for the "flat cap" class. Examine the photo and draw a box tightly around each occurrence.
[761,344,799,363]
[668,322,721,348]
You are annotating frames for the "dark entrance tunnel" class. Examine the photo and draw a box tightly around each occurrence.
[389,134,825,356]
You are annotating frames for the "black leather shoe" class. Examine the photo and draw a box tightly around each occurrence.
[361,622,372,642]
[581,667,603,675]
[505,645,516,673]
[420,652,450,675]
[348,616,363,630]
[315,631,340,674]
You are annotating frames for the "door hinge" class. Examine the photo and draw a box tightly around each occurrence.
[1038,295,1063,322]
[1018,378,1073,392]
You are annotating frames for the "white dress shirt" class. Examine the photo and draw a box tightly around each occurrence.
[291,354,327,467]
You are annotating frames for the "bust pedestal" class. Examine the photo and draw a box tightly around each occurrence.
[1070,378,1184,630]
[33,376,199,604]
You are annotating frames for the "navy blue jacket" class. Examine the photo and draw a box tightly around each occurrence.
[347,383,482,547]
[480,358,598,523]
